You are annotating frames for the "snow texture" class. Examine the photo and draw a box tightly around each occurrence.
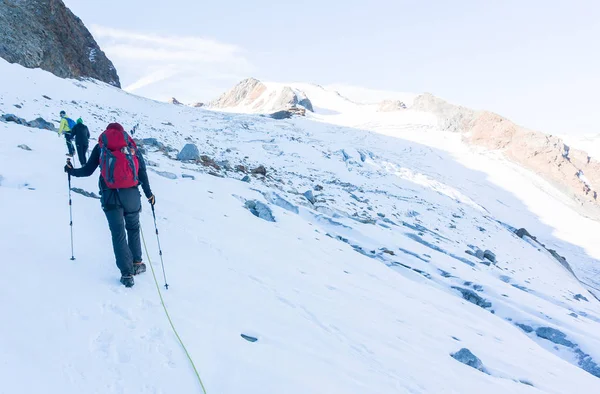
[1,58,600,393]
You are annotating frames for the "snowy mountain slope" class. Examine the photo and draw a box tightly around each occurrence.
[208,78,313,114]
[2,59,600,392]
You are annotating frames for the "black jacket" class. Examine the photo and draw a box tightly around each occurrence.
[71,144,152,210]
[71,123,90,146]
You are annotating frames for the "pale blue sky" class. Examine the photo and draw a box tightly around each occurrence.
[66,0,599,136]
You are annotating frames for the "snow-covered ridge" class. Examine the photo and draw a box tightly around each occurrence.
[2,59,600,393]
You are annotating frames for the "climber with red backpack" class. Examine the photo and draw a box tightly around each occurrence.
[64,123,155,287]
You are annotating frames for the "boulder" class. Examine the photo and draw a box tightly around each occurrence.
[483,250,496,264]
[251,165,267,176]
[452,287,492,309]
[17,144,32,151]
[177,144,200,161]
[241,175,251,183]
[27,117,55,130]
[1,114,27,125]
[535,327,576,348]
[451,348,487,373]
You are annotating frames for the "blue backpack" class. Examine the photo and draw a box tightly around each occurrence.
[66,117,76,130]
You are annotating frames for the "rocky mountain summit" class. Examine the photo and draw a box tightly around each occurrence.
[0,0,120,87]
[209,78,314,115]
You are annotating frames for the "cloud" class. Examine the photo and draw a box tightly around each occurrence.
[91,25,253,102]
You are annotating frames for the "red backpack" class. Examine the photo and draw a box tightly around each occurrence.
[99,123,139,189]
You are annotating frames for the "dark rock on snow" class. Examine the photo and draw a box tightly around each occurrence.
[177,144,200,161]
[241,175,251,183]
[535,327,576,348]
[181,174,195,180]
[27,117,55,130]
[452,287,492,309]
[515,323,534,333]
[0,0,120,87]
[451,348,488,373]
[251,165,267,176]
[1,114,27,125]
[574,294,589,302]
[240,334,258,343]
[17,144,31,151]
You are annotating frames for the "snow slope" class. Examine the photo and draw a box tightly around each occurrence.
[2,59,600,393]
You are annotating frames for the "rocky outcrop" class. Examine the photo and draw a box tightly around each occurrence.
[169,97,183,105]
[192,102,204,108]
[209,78,313,115]
[378,100,407,112]
[411,94,600,215]
[0,0,120,87]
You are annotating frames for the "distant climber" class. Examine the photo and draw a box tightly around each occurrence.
[71,118,90,166]
[58,110,76,157]
[64,122,155,288]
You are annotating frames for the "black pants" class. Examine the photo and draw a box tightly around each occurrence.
[103,188,142,276]
[76,143,88,166]
[65,135,75,156]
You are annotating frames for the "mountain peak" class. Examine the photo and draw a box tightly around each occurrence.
[0,0,120,87]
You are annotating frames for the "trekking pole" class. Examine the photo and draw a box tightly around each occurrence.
[151,205,169,289]
[67,159,75,261]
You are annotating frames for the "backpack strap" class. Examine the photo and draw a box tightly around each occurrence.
[100,133,116,185]
[122,130,138,182]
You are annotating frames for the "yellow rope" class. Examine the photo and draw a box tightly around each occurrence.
[140,226,208,394]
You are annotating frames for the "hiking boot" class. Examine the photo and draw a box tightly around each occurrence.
[133,262,146,275]
[120,275,134,287]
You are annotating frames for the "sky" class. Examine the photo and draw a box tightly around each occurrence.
[65,0,600,136]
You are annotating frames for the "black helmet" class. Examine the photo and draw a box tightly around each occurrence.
[60,110,66,116]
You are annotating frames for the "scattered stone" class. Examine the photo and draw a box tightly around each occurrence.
[200,155,221,170]
[535,327,575,348]
[146,159,159,167]
[382,249,395,256]
[314,184,323,191]
[1,114,27,125]
[241,333,258,342]
[515,228,533,239]
[177,143,200,161]
[569,313,578,318]
[42,95,52,100]
[208,171,224,178]
[377,212,385,218]
[452,287,492,309]
[70,187,100,199]
[451,348,488,373]
[475,249,485,260]
[27,117,55,130]
[17,144,31,151]
[140,138,165,150]
[181,174,195,180]
[235,165,248,173]
[241,175,251,183]
[574,294,589,302]
[192,102,205,108]
[251,165,267,176]
[216,159,231,170]
[575,349,600,378]
[14,104,22,108]
[519,380,534,387]
[245,200,275,222]
[438,269,453,278]
[515,323,534,333]
[303,190,316,204]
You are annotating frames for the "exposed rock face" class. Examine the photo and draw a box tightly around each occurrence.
[378,99,407,112]
[0,0,120,87]
[169,97,182,105]
[192,102,204,108]
[411,93,600,215]
[209,78,313,115]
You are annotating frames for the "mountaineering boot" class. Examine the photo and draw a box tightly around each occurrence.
[133,261,146,275]
[120,274,134,287]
